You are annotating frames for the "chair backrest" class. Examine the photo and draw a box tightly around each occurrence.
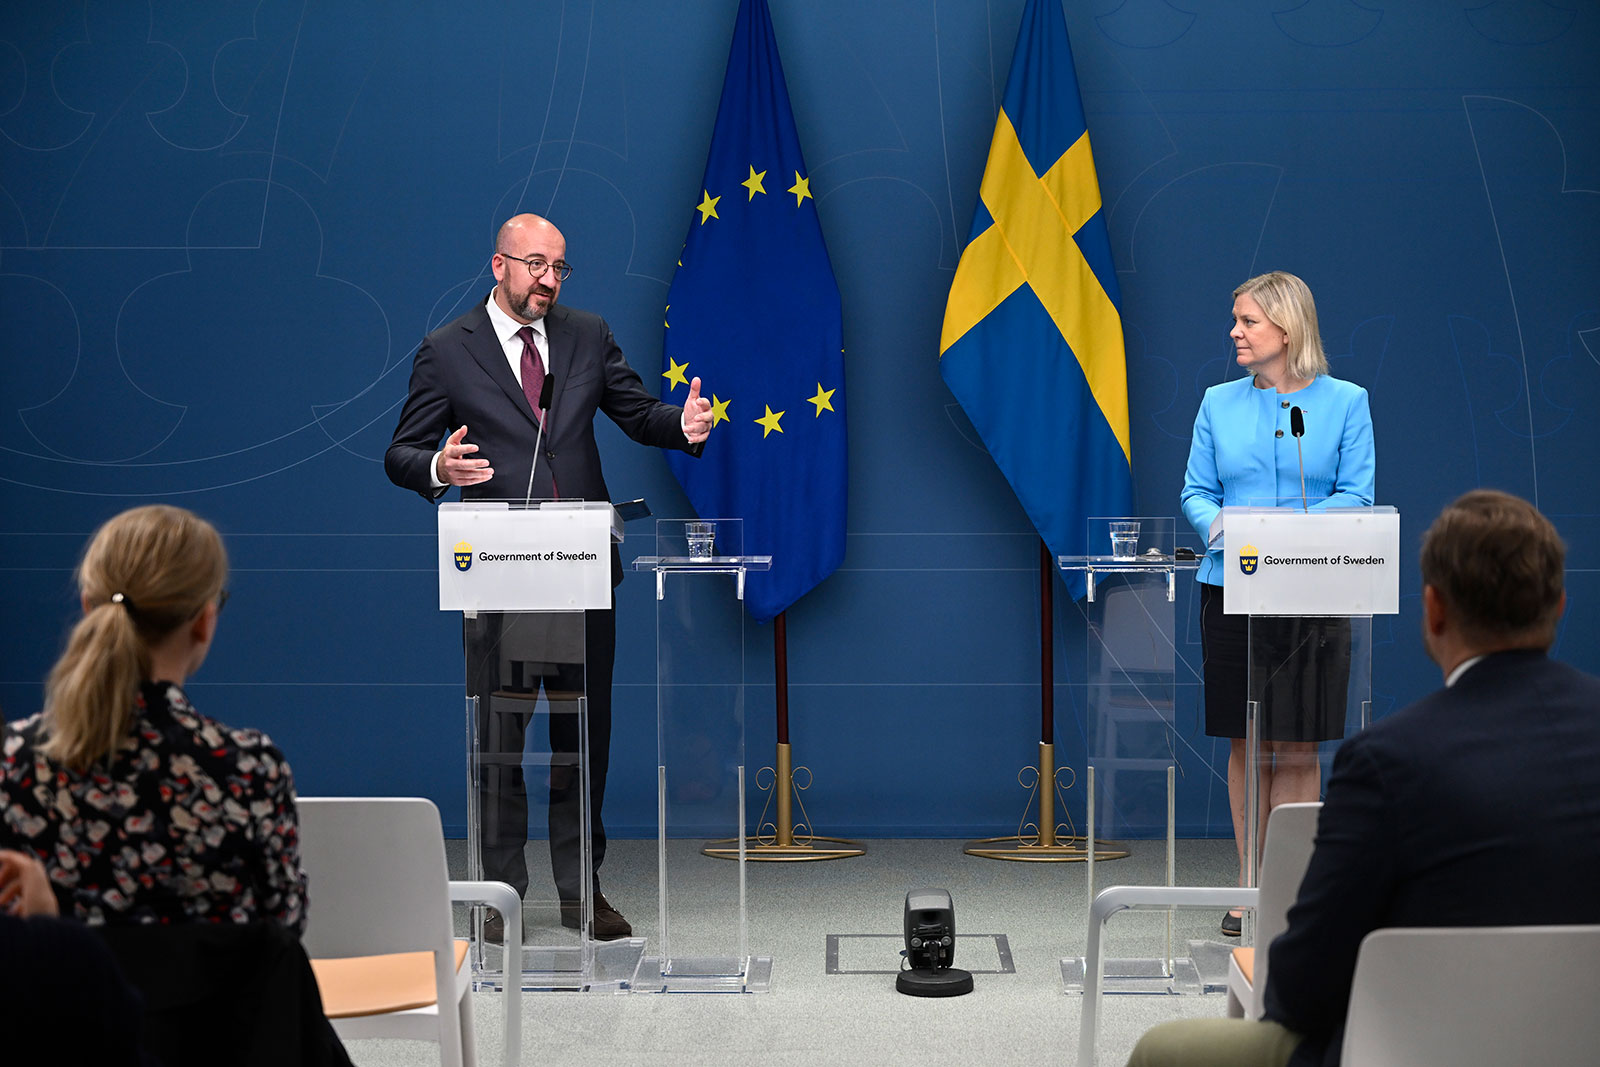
[1248,800,1321,1018]
[1341,925,1600,1066]
[296,797,455,961]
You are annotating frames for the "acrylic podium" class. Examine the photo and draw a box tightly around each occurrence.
[438,499,645,992]
[1218,504,1399,894]
[1058,516,1205,994]
[632,518,773,993]
[1065,507,1397,1004]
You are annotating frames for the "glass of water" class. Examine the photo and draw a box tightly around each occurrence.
[1109,520,1140,559]
[686,521,716,559]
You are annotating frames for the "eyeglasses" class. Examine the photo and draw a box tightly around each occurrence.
[217,589,231,614]
[500,253,573,282]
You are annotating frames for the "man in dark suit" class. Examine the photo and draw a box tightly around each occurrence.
[387,213,713,940]
[1127,489,1600,1067]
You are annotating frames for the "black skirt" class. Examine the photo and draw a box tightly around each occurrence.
[1199,582,1351,742]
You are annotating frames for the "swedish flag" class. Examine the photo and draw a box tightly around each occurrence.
[663,0,845,624]
[940,0,1132,597]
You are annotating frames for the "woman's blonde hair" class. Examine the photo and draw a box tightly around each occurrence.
[41,505,227,772]
[1234,271,1329,381]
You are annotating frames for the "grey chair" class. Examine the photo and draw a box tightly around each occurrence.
[1225,801,1322,1019]
[296,796,521,1067]
[1341,924,1600,1066]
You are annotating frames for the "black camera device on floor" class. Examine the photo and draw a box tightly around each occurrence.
[903,887,956,969]
[897,888,973,997]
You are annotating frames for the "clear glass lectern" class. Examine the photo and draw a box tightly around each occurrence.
[439,500,645,992]
[1059,516,1215,995]
[1221,503,1396,895]
[631,519,773,993]
[1066,505,1398,1018]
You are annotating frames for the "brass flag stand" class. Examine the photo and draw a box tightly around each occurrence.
[704,612,863,861]
[966,542,1128,862]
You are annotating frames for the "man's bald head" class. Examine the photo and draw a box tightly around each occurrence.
[495,214,565,257]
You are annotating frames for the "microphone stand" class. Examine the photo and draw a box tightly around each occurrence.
[1291,405,1308,512]
[523,375,553,508]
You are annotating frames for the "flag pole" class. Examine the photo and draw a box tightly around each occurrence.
[703,611,863,861]
[774,610,792,840]
[1038,538,1056,847]
[964,540,1127,862]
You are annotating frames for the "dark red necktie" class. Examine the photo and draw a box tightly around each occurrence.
[517,325,557,498]
[517,325,545,424]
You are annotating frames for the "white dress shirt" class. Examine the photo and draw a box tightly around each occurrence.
[429,291,547,488]
[1446,654,1487,688]
[484,287,549,380]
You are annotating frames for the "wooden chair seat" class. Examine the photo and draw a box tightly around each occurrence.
[312,941,469,1018]
[1232,946,1254,985]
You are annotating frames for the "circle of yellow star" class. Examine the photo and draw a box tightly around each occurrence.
[709,395,731,427]
[787,171,812,207]
[662,357,689,390]
[697,190,721,224]
[807,382,836,416]
[755,405,785,438]
[741,165,767,201]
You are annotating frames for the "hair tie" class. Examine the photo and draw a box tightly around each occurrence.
[110,592,131,608]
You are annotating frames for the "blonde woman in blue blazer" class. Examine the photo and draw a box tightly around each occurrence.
[1181,271,1375,936]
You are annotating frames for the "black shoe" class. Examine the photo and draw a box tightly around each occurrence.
[1220,910,1243,937]
[482,911,506,944]
[593,894,633,940]
[560,894,633,940]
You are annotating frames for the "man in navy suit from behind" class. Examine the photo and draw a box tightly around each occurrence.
[1128,489,1600,1067]
[387,214,713,940]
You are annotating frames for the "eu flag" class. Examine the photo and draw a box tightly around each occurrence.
[663,0,845,624]
[939,0,1132,598]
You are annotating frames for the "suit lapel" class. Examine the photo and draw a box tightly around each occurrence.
[543,304,575,433]
[461,299,541,432]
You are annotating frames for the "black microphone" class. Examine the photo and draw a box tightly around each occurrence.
[523,372,557,507]
[1290,405,1308,513]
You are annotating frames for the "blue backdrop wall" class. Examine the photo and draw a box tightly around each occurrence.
[3,1,1596,837]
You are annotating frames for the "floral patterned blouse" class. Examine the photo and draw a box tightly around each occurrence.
[0,681,307,933]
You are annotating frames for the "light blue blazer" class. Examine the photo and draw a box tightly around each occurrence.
[1181,374,1375,586]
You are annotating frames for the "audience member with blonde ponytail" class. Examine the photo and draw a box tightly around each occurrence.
[1,505,307,931]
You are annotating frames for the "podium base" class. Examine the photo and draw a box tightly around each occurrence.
[473,936,647,993]
[635,954,773,993]
[1061,940,1233,996]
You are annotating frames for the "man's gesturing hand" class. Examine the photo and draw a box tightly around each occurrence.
[436,425,494,486]
[683,377,714,444]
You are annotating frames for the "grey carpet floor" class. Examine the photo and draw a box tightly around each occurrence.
[342,836,1246,1067]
